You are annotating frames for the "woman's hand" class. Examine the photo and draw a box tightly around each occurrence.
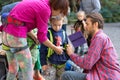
[43,39,63,54]
[53,46,63,55]
[0,50,6,55]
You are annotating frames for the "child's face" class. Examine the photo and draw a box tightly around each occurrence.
[51,19,63,31]
[77,14,85,21]
[75,27,81,32]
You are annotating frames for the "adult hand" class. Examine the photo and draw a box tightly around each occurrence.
[43,39,63,54]
[34,38,39,45]
[0,50,6,55]
[66,44,74,56]
[53,46,63,55]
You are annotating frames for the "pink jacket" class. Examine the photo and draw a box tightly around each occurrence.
[4,0,51,43]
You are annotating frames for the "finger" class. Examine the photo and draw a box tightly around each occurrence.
[62,47,65,50]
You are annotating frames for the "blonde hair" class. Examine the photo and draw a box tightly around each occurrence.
[76,11,86,18]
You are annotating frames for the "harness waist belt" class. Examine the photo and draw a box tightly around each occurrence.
[2,44,28,53]
[7,16,25,26]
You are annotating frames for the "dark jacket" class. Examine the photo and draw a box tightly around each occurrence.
[40,28,69,66]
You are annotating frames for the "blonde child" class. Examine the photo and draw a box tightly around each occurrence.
[27,29,45,80]
[65,11,88,73]
[73,11,88,55]
[40,15,69,80]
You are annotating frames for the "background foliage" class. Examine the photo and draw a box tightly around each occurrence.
[100,0,120,22]
[68,0,120,23]
[0,0,21,6]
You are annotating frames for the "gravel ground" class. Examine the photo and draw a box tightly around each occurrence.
[103,23,120,62]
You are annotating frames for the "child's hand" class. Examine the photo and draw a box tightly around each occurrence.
[42,65,50,76]
[42,65,48,71]
[82,20,87,30]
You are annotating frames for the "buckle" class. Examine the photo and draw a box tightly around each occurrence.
[2,44,10,51]
[7,16,13,23]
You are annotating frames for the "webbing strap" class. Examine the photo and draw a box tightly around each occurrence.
[47,30,54,58]
[52,63,65,69]
[7,16,25,26]
[2,44,10,51]
[10,45,28,53]
[2,44,28,53]
[63,31,66,42]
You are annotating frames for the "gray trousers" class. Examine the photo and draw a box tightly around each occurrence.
[61,71,86,80]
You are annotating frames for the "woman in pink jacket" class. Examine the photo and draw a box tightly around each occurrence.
[2,0,69,80]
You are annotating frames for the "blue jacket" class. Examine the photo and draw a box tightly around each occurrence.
[0,1,20,15]
[40,28,69,66]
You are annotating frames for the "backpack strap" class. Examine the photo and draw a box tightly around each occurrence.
[47,30,54,58]
[62,30,66,42]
